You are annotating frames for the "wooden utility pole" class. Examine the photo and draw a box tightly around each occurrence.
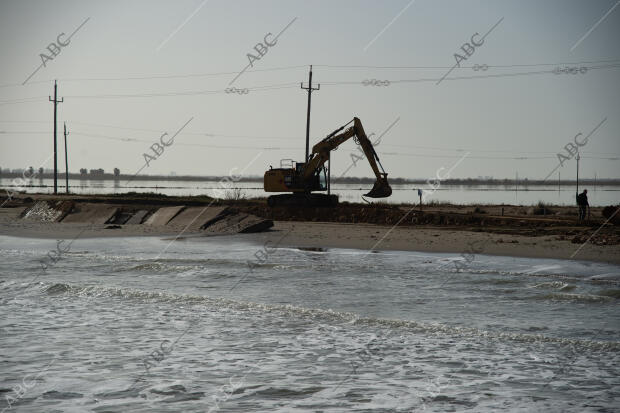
[301,65,320,163]
[64,122,69,194]
[49,80,63,194]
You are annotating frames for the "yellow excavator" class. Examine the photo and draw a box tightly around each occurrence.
[264,117,392,207]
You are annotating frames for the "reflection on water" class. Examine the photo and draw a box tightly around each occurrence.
[1,177,618,206]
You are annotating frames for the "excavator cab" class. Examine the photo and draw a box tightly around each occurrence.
[296,162,328,192]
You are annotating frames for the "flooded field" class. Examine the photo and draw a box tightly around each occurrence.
[2,178,619,206]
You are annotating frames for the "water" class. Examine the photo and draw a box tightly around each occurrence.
[2,177,619,206]
[1,234,619,412]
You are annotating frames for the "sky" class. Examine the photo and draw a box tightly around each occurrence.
[0,0,619,181]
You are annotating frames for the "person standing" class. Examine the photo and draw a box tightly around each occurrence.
[577,189,589,220]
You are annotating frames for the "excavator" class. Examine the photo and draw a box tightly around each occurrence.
[264,117,392,207]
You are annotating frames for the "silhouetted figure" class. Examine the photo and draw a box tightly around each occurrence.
[577,189,589,220]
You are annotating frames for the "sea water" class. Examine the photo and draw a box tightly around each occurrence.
[1,234,619,412]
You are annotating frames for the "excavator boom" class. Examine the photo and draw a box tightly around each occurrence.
[305,117,392,198]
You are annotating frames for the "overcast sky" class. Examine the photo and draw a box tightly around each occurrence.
[1,0,619,181]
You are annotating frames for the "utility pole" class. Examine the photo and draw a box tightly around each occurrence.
[49,80,63,194]
[576,152,580,195]
[515,171,518,193]
[594,172,597,190]
[327,154,331,195]
[64,122,69,194]
[300,65,320,163]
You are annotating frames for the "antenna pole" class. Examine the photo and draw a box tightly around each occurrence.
[64,122,69,194]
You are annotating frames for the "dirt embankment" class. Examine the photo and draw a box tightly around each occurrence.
[3,194,619,246]
[2,194,273,236]
[236,202,620,246]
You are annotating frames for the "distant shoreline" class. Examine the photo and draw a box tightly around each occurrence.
[1,172,619,186]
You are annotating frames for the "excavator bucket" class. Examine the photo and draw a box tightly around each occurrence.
[365,178,392,198]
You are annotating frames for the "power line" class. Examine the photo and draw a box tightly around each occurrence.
[314,58,620,70]
[72,131,298,150]
[0,66,309,89]
[0,120,50,124]
[1,58,618,89]
[379,143,620,156]
[4,130,617,160]
[379,152,618,160]
[0,84,298,105]
[0,131,50,134]
[61,82,297,100]
[322,63,620,86]
[69,122,299,140]
[0,126,299,141]
[1,62,618,104]
[2,128,619,157]
[0,97,48,106]
[3,63,614,103]
[0,120,301,139]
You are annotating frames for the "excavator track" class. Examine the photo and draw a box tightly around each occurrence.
[267,193,339,208]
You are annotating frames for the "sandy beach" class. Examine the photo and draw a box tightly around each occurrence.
[251,221,620,264]
[2,201,619,265]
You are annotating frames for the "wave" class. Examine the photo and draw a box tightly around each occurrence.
[118,262,206,273]
[40,282,620,352]
[531,292,615,303]
[462,268,620,285]
[529,281,577,291]
[599,289,620,299]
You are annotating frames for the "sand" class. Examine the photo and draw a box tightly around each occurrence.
[247,221,620,265]
[1,206,618,265]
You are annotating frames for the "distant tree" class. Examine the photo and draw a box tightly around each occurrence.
[113,168,120,177]
[27,166,34,178]
[38,167,44,177]
[80,168,87,175]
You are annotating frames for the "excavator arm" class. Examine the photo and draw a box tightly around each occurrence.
[303,117,392,198]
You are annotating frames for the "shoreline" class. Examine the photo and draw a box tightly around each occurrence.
[2,215,618,265]
[245,222,620,265]
[1,195,618,266]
